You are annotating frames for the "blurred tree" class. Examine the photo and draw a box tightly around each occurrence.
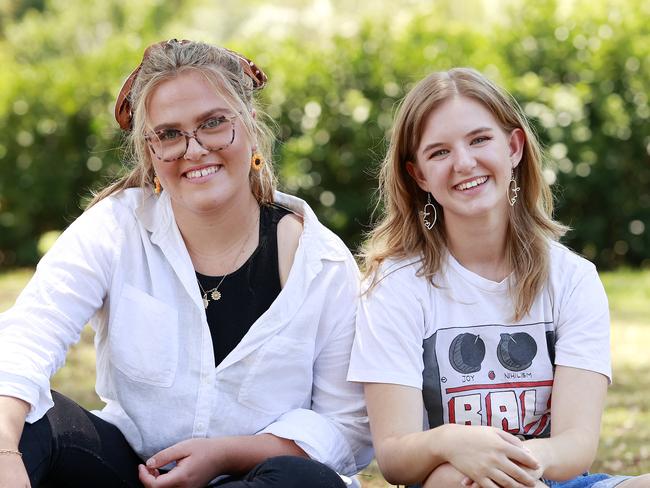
[495,0,650,267]
[0,0,200,265]
[0,0,648,269]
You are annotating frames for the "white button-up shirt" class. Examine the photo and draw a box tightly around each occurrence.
[0,189,372,475]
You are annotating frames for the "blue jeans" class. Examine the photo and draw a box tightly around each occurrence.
[543,473,633,488]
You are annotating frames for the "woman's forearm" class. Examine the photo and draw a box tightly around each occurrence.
[0,396,30,449]
[217,434,308,475]
[374,425,450,485]
[525,426,600,481]
[527,367,608,481]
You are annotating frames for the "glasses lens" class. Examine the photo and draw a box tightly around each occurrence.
[196,117,235,151]
[151,130,187,161]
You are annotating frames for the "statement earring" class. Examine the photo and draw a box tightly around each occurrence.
[251,151,265,171]
[422,193,437,230]
[508,169,520,206]
[153,175,162,195]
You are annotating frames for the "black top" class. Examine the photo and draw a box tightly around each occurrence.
[196,204,291,366]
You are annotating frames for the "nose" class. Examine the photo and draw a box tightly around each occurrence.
[183,135,209,161]
[453,146,476,173]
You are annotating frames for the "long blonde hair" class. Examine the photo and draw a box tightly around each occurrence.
[361,68,568,320]
[89,40,276,207]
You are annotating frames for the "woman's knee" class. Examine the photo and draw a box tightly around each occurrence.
[19,391,142,488]
[423,463,466,488]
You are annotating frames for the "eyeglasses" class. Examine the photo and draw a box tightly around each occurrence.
[145,113,238,162]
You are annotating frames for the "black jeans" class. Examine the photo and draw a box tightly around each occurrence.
[19,391,346,488]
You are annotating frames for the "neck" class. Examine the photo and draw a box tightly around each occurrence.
[444,211,510,282]
[173,191,261,275]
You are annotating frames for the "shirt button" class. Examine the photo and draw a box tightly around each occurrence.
[197,422,204,430]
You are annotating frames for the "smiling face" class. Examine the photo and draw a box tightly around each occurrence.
[407,96,524,229]
[146,69,254,216]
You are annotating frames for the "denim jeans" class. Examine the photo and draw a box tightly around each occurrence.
[542,473,633,488]
[405,472,633,488]
[19,391,346,488]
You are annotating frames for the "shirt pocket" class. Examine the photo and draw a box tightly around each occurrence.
[109,284,179,387]
[237,335,313,416]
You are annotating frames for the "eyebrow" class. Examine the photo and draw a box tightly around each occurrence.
[152,108,231,132]
[420,126,494,155]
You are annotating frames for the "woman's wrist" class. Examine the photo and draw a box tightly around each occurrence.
[0,448,22,457]
[524,438,551,477]
[0,396,30,449]
[428,423,461,463]
[0,429,22,450]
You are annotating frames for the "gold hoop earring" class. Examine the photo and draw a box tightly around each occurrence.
[508,169,520,206]
[154,176,162,195]
[251,152,265,171]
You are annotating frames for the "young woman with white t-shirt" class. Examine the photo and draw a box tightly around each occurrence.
[347,68,648,488]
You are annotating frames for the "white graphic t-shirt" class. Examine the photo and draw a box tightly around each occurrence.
[348,242,610,437]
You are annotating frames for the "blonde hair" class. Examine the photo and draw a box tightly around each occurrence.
[361,67,568,320]
[89,40,276,206]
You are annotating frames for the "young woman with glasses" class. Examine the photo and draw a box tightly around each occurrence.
[0,39,371,488]
[347,68,648,488]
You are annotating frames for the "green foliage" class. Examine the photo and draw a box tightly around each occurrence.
[0,0,200,266]
[0,0,648,268]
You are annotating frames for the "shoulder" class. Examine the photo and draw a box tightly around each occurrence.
[548,241,598,283]
[277,211,304,287]
[62,188,141,240]
[37,189,145,271]
[365,256,425,294]
[83,187,143,222]
[277,211,303,254]
[547,240,605,305]
[273,191,352,262]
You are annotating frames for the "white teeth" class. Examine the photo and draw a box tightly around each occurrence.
[456,176,488,191]
[185,166,220,180]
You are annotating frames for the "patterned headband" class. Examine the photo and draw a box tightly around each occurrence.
[114,39,268,131]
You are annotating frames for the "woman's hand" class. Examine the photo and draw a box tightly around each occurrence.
[461,463,545,488]
[138,434,304,488]
[138,438,226,488]
[0,454,30,488]
[440,424,540,488]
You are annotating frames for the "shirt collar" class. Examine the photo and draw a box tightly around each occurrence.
[134,189,349,262]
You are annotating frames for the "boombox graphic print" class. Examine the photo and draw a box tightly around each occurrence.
[422,322,556,438]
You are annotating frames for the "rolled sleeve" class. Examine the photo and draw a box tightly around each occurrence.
[257,407,357,475]
[0,373,53,422]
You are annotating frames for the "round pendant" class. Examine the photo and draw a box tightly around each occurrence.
[202,297,209,309]
[211,290,222,301]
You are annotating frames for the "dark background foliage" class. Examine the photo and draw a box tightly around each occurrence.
[0,0,648,269]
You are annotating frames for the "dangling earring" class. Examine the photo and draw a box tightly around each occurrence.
[251,151,265,171]
[153,175,162,195]
[422,193,437,230]
[508,168,520,206]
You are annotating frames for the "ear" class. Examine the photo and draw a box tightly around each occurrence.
[508,128,525,169]
[406,161,429,193]
[251,108,257,120]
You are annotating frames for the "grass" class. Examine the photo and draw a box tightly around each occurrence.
[2,268,649,486]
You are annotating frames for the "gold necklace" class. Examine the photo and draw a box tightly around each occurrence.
[197,273,227,307]
[196,211,259,309]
